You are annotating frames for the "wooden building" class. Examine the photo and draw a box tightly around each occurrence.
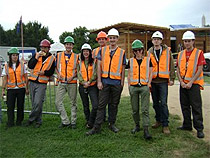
[170,27,210,53]
[91,22,170,58]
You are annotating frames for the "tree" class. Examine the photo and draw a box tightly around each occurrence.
[59,26,98,54]
[0,24,7,46]
[0,21,53,50]
[22,21,53,50]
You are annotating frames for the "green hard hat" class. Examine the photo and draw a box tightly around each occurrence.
[132,40,144,49]
[8,47,19,55]
[64,36,75,44]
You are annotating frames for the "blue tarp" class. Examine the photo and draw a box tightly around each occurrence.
[170,24,195,29]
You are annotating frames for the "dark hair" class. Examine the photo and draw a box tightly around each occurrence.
[8,54,20,68]
[81,49,94,65]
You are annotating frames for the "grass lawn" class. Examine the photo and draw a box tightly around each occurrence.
[204,75,210,84]
[0,93,209,158]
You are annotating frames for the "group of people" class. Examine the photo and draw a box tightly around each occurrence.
[1,28,205,139]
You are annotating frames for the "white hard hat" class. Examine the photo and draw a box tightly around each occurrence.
[108,28,119,37]
[81,43,92,51]
[182,31,195,40]
[49,42,65,53]
[152,31,163,39]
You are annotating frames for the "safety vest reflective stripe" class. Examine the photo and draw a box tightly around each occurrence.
[29,53,55,83]
[129,53,150,85]
[6,62,26,88]
[178,48,204,89]
[92,47,100,59]
[45,56,55,70]
[101,46,124,79]
[150,47,170,78]
[79,60,96,86]
[57,52,78,83]
[178,49,199,79]
[57,52,62,73]
[159,47,169,76]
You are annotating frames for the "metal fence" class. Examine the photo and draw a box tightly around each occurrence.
[1,77,59,115]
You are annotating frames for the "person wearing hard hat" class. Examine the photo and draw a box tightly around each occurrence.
[176,31,206,138]
[127,40,153,140]
[26,39,55,128]
[93,31,110,122]
[78,43,98,128]
[92,31,108,59]
[148,31,175,134]
[55,36,79,129]
[86,28,126,135]
[1,47,29,127]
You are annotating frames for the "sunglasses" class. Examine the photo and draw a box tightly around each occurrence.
[133,49,142,52]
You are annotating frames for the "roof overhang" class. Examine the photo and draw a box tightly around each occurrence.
[91,22,170,34]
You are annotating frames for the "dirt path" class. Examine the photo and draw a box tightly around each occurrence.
[122,79,210,143]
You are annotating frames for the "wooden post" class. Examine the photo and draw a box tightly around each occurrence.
[127,29,130,59]
[20,16,25,63]
[145,31,148,51]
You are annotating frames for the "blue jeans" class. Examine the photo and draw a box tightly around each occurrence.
[151,82,169,127]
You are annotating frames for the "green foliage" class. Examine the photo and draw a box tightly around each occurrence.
[0,21,53,50]
[0,24,7,46]
[59,26,98,54]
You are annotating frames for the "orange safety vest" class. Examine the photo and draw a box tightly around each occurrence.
[78,60,96,86]
[177,48,204,89]
[29,53,55,83]
[129,54,151,86]
[5,62,26,88]
[56,51,78,83]
[101,46,125,80]
[92,47,100,59]
[150,47,170,79]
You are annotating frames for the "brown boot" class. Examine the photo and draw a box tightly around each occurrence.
[152,122,161,129]
[162,126,170,134]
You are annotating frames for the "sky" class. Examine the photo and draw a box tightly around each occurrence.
[0,0,209,42]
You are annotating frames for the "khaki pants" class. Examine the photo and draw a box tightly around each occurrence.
[55,83,77,125]
[129,85,150,127]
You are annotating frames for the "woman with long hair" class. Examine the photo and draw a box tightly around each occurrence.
[1,47,29,127]
[77,43,98,128]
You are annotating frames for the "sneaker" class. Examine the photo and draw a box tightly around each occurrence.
[58,123,71,128]
[109,124,119,133]
[162,126,170,134]
[177,126,192,131]
[197,131,205,138]
[152,122,161,129]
